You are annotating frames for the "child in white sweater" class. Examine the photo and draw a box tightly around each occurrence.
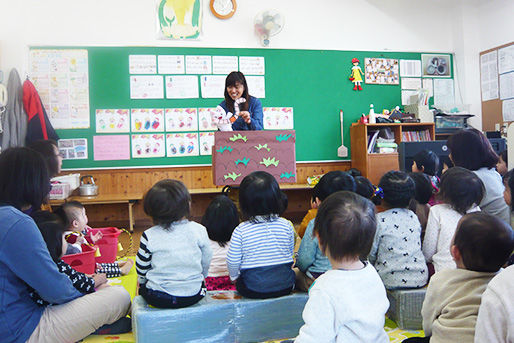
[296,191,389,343]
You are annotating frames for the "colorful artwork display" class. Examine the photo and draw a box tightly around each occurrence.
[199,132,215,155]
[131,134,166,158]
[166,133,199,157]
[131,109,164,132]
[165,108,198,132]
[58,138,88,160]
[263,107,294,130]
[95,109,130,133]
[364,58,399,85]
[157,0,202,40]
[198,108,220,131]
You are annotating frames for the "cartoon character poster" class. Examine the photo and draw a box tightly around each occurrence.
[96,109,130,133]
[199,132,215,155]
[131,134,165,158]
[198,108,219,131]
[131,109,164,132]
[165,108,198,132]
[157,0,202,40]
[166,133,199,157]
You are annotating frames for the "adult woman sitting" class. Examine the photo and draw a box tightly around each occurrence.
[447,128,510,223]
[28,139,63,178]
[0,147,130,343]
[218,71,263,131]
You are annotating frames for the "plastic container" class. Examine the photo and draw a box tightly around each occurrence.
[61,244,97,274]
[89,227,122,263]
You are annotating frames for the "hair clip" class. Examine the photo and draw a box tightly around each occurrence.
[374,186,384,199]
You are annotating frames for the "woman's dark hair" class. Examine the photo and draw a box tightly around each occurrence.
[454,212,514,272]
[447,129,498,171]
[201,195,239,247]
[378,171,415,208]
[224,71,250,114]
[314,191,377,261]
[28,139,60,178]
[31,211,66,263]
[413,150,439,176]
[315,171,356,201]
[408,172,434,205]
[500,150,508,165]
[504,169,514,209]
[354,176,374,200]
[440,155,454,173]
[239,171,287,220]
[143,179,191,230]
[438,167,484,214]
[0,147,51,210]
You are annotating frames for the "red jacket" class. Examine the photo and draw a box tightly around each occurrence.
[22,79,59,144]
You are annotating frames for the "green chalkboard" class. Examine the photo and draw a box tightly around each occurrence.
[32,47,452,169]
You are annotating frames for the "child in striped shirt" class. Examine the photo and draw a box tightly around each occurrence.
[227,171,295,299]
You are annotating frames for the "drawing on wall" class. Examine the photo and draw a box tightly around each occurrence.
[131,109,164,132]
[95,109,130,133]
[131,134,166,158]
[157,0,202,40]
[165,108,198,131]
[364,58,399,85]
[166,133,199,157]
[263,107,294,130]
[422,54,451,77]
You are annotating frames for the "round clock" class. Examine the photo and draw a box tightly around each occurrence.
[210,0,237,19]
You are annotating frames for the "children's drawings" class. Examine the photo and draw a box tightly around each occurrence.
[129,55,157,74]
[165,108,198,132]
[263,107,294,130]
[165,75,199,98]
[131,134,165,158]
[130,75,164,99]
[186,55,212,74]
[131,109,164,132]
[239,56,265,75]
[199,132,215,155]
[198,108,219,131]
[166,133,199,157]
[157,55,185,74]
[364,58,399,85]
[96,109,130,133]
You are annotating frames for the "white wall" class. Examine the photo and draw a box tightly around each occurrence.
[0,0,512,127]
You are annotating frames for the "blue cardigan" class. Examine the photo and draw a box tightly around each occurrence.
[219,96,263,130]
[0,206,82,342]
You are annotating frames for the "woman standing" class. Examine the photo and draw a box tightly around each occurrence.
[218,71,263,131]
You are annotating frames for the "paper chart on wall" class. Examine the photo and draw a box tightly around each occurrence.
[58,138,88,160]
[423,78,434,97]
[198,108,220,131]
[364,58,399,85]
[263,107,294,130]
[29,49,90,129]
[166,133,199,157]
[131,109,164,132]
[480,51,499,101]
[165,75,199,98]
[185,55,212,74]
[93,135,130,161]
[498,45,514,75]
[129,55,157,74]
[165,108,198,132]
[239,57,265,75]
[212,56,238,75]
[131,134,165,158]
[502,99,514,122]
[199,132,215,155]
[158,55,185,74]
[246,76,265,98]
[95,109,130,133]
[401,78,421,90]
[200,75,225,98]
[401,90,418,105]
[433,79,455,105]
[130,75,164,99]
[500,72,514,100]
[400,60,421,77]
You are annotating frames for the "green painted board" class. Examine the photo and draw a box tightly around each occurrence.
[32,47,452,169]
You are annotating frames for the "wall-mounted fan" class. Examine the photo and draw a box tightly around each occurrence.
[254,10,284,47]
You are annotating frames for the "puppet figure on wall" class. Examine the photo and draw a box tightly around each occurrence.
[349,58,364,91]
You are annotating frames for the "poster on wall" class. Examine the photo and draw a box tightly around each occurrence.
[199,132,215,155]
[421,54,451,77]
[58,138,88,160]
[165,108,198,132]
[263,107,294,130]
[166,133,199,157]
[95,109,130,133]
[131,109,164,132]
[156,0,202,40]
[131,134,166,158]
[29,49,90,129]
[364,58,399,85]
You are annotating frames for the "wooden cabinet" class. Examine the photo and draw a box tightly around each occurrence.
[350,123,435,184]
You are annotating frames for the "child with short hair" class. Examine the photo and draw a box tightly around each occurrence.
[404,212,514,343]
[408,172,434,234]
[295,191,389,343]
[295,171,357,291]
[354,175,375,200]
[201,195,239,291]
[136,179,212,308]
[57,201,133,277]
[423,167,484,272]
[368,171,428,289]
[412,150,440,187]
[227,171,295,299]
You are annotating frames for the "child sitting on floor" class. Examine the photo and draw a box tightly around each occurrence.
[295,171,356,291]
[57,201,133,277]
[295,191,389,343]
[297,184,320,239]
[227,171,295,299]
[29,211,107,306]
[423,167,484,272]
[354,175,376,200]
[136,179,212,308]
[412,149,440,190]
[408,172,434,235]
[369,171,428,289]
[403,212,514,343]
[201,195,239,291]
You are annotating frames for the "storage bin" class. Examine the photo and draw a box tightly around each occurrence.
[49,182,71,200]
[61,244,97,274]
[90,227,122,263]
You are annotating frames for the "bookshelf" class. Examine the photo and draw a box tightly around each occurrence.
[350,123,435,184]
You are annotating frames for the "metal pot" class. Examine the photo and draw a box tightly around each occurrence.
[79,175,98,196]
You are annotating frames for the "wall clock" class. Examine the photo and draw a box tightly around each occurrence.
[210,0,237,19]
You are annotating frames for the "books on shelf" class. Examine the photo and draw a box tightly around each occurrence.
[367,131,380,153]
[368,134,398,153]
[402,129,431,142]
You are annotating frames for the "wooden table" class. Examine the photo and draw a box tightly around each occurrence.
[50,193,143,232]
